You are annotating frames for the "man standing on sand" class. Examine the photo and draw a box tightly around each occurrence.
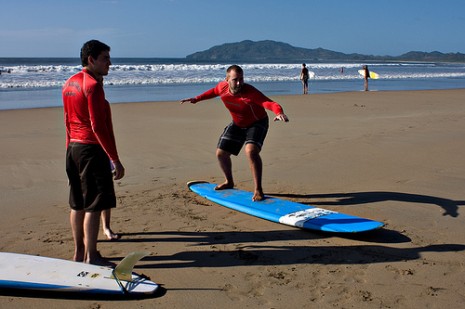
[181,65,289,201]
[62,40,125,266]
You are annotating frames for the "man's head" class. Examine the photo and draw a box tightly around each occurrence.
[226,65,244,95]
[80,40,112,78]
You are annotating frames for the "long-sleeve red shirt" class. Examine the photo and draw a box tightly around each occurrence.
[195,81,284,128]
[62,69,120,163]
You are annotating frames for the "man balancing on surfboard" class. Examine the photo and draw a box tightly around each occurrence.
[181,65,289,201]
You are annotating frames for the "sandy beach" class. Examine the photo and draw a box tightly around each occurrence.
[1,89,465,308]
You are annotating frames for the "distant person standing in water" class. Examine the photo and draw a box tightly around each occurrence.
[300,63,309,94]
[181,65,289,201]
[362,65,370,91]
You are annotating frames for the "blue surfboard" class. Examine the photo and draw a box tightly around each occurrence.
[187,181,383,233]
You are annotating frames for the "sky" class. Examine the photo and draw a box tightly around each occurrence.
[1,0,465,58]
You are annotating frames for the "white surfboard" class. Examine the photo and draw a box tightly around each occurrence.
[0,252,158,295]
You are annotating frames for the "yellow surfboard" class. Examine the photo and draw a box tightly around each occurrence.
[358,69,379,79]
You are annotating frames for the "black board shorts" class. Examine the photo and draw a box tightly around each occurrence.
[217,117,269,156]
[66,143,116,212]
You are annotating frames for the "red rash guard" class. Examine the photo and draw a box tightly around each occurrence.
[63,69,120,162]
[194,81,284,128]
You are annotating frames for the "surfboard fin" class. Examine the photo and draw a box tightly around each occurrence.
[112,251,150,282]
[111,251,150,294]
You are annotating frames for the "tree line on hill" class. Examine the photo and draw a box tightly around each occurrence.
[186,40,465,63]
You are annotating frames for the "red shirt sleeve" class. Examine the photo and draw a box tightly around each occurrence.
[247,85,284,115]
[194,85,221,102]
[86,85,120,163]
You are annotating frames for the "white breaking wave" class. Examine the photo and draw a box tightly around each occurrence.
[1,62,464,89]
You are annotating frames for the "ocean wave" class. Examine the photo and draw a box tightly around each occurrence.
[1,61,464,90]
[0,61,440,74]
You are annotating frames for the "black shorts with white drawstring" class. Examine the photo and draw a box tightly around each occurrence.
[217,117,269,156]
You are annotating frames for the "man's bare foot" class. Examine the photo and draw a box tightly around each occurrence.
[252,190,265,201]
[73,255,84,263]
[215,182,234,190]
[73,249,85,262]
[103,228,121,241]
[87,252,116,267]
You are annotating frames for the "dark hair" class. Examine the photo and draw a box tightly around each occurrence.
[226,65,243,75]
[80,40,110,66]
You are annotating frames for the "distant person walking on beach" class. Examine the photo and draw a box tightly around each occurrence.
[300,63,309,94]
[362,65,370,91]
[181,65,289,201]
[62,40,125,265]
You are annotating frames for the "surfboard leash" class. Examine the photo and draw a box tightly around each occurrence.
[112,269,129,295]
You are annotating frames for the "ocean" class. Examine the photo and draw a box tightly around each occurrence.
[1,58,464,110]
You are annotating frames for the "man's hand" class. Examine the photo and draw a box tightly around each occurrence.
[112,161,125,180]
[274,113,289,122]
[180,98,198,104]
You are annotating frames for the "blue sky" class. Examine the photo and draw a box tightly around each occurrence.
[1,0,465,58]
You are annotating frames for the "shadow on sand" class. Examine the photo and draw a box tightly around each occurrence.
[268,191,465,217]
[105,229,465,269]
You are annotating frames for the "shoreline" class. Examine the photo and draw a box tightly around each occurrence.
[1,89,465,308]
[1,87,465,112]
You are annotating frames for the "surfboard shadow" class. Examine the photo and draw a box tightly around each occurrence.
[131,242,465,269]
[102,231,462,276]
[267,191,465,218]
[114,227,410,246]
[0,285,167,300]
[105,228,432,270]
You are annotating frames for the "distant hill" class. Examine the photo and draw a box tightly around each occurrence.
[396,51,465,62]
[186,40,465,63]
